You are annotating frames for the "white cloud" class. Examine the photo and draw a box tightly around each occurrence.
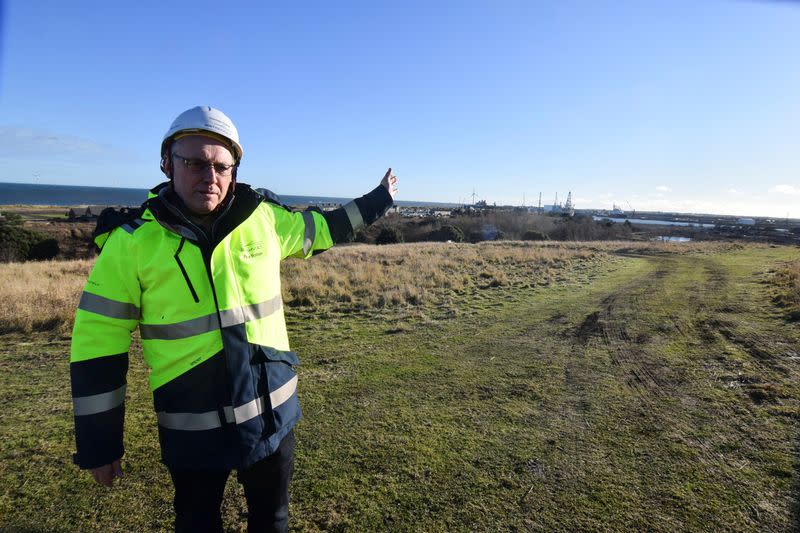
[769,184,800,195]
[655,185,671,192]
[726,188,740,194]
[617,194,800,218]
[0,126,129,160]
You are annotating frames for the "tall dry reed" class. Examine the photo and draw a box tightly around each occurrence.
[773,260,800,319]
[280,241,602,309]
[0,259,92,334]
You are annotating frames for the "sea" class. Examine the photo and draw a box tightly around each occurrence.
[0,182,454,209]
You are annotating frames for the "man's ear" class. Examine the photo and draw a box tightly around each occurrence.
[161,153,172,179]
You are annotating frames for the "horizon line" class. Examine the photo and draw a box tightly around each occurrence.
[0,180,797,221]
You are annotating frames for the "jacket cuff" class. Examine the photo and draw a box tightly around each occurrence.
[73,442,124,470]
[354,184,394,226]
[322,184,394,244]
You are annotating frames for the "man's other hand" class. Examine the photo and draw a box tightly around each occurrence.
[91,459,123,487]
[381,168,398,199]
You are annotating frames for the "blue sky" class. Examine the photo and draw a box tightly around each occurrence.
[1,0,799,217]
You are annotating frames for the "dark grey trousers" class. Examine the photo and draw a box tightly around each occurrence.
[169,431,295,533]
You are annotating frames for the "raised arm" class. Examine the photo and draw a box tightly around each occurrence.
[321,168,397,244]
[264,168,398,259]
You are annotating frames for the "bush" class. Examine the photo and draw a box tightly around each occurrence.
[467,230,485,243]
[427,224,464,242]
[375,227,404,245]
[548,217,635,241]
[28,238,60,261]
[0,215,52,262]
[354,229,370,243]
[522,230,549,241]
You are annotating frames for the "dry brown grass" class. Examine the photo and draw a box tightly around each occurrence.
[281,241,603,309]
[0,259,93,334]
[283,240,747,308]
[772,259,800,320]
[0,240,753,335]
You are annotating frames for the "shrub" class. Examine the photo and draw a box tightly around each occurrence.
[375,227,404,245]
[354,229,370,243]
[467,230,485,243]
[522,230,549,241]
[0,215,51,262]
[427,224,464,242]
[28,238,60,261]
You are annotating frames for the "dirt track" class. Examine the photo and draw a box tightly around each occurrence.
[402,246,800,530]
[507,249,800,530]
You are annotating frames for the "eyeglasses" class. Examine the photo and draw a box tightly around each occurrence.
[171,153,236,177]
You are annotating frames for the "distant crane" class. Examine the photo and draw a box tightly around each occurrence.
[563,192,575,217]
[564,191,573,211]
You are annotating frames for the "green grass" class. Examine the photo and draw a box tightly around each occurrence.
[1,243,800,531]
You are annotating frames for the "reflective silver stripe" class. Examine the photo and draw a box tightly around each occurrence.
[157,410,222,431]
[120,218,145,234]
[141,296,282,340]
[156,219,199,242]
[155,376,298,431]
[79,292,140,320]
[219,295,283,328]
[270,375,298,409]
[301,211,315,255]
[140,313,220,340]
[226,376,297,424]
[73,384,127,416]
[233,376,296,423]
[343,201,364,231]
[175,226,199,241]
[233,396,263,424]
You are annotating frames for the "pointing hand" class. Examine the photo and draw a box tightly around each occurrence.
[381,168,398,199]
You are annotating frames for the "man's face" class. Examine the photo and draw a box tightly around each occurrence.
[170,135,235,215]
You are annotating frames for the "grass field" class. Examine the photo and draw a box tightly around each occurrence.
[0,205,70,220]
[1,241,799,531]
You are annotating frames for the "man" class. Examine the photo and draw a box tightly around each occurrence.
[70,106,397,532]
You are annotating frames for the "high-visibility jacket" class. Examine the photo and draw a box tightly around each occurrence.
[70,181,392,470]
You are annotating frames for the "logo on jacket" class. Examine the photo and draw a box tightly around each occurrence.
[241,240,265,260]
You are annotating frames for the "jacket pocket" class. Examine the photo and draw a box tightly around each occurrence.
[251,346,301,436]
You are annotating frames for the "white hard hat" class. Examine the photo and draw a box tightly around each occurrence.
[162,106,243,162]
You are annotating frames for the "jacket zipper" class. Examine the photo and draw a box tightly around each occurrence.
[158,191,239,430]
[173,237,200,303]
